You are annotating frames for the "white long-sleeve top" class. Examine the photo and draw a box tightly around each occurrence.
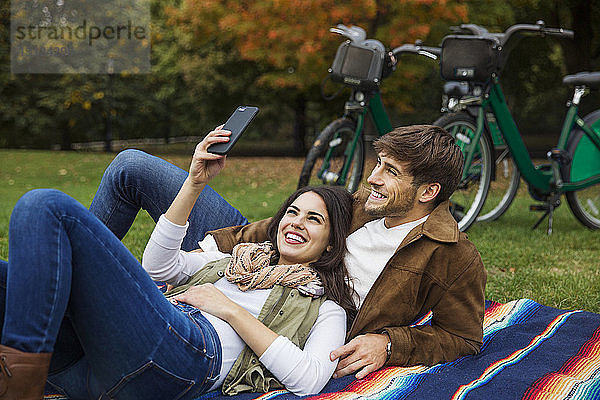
[142,215,346,395]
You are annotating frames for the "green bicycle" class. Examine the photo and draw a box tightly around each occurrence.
[297,24,440,193]
[440,80,521,226]
[439,24,521,225]
[435,21,600,233]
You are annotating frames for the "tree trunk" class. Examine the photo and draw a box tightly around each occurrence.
[292,94,307,156]
[561,0,592,73]
[104,74,114,152]
[164,102,171,144]
[60,120,72,150]
[104,113,113,152]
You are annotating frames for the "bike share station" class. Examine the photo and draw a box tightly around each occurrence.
[298,22,600,234]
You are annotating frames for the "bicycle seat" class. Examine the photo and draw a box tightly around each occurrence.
[562,72,600,89]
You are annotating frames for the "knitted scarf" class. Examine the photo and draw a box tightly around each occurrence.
[225,242,324,296]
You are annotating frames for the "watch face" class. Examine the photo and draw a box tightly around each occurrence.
[386,340,392,359]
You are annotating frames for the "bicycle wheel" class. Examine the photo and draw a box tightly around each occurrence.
[434,112,493,231]
[563,110,600,229]
[298,118,364,193]
[477,148,520,221]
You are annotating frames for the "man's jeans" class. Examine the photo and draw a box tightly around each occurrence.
[89,149,248,250]
[1,189,222,399]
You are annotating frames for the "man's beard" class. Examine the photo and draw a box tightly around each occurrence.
[364,185,418,219]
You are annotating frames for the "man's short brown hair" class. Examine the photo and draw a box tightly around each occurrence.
[373,125,464,206]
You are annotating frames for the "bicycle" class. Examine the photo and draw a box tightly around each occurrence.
[297,24,440,193]
[439,81,521,226]
[438,24,520,225]
[435,21,600,233]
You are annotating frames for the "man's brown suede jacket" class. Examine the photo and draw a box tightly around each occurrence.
[206,196,487,367]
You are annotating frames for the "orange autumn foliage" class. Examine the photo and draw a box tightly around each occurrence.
[166,0,467,113]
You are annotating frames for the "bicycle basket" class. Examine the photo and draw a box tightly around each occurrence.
[440,35,500,83]
[329,39,385,90]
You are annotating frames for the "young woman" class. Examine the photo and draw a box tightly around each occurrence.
[0,128,356,400]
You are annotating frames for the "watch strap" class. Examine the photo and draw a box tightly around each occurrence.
[382,330,392,362]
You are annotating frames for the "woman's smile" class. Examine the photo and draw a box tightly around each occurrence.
[284,231,307,244]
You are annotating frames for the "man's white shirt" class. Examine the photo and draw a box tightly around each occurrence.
[344,215,428,307]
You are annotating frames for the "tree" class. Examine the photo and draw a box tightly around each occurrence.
[166,0,468,153]
[0,0,201,150]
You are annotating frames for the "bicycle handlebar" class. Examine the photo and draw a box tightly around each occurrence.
[444,21,573,75]
[329,24,367,43]
[391,43,441,59]
[448,21,573,47]
[495,21,573,46]
[540,27,574,39]
[330,25,441,60]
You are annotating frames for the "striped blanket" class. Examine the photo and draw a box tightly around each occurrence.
[197,299,600,400]
[44,299,600,399]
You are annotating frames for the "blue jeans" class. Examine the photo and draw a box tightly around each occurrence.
[89,149,248,251]
[1,189,222,399]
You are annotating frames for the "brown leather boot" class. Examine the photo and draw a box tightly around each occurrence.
[0,345,51,400]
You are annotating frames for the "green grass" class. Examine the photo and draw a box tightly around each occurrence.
[0,149,304,260]
[1,149,599,313]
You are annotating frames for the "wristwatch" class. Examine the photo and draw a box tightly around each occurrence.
[382,330,392,362]
[386,339,392,361]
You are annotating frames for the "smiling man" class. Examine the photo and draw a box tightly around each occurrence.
[90,124,486,382]
[324,125,486,379]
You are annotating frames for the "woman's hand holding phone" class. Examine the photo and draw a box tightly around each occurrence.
[164,127,230,226]
[187,127,230,190]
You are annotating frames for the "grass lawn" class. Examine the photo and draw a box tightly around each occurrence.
[1,149,599,313]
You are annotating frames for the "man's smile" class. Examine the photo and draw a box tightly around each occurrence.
[369,189,387,201]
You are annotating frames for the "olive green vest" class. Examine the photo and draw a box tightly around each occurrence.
[164,258,326,395]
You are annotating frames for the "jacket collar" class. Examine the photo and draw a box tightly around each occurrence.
[401,200,459,246]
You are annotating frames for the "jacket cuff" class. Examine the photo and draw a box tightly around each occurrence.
[197,234,219,252]
[380,327,410,366]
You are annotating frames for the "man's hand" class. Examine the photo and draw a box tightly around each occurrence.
[330,333,389,379]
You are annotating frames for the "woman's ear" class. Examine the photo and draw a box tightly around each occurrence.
[418,183,441,204]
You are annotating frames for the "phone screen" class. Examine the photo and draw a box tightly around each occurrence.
[208,106,259,155]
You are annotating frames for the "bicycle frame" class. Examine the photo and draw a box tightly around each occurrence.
[483,80,600,194]
[324,91,392,185]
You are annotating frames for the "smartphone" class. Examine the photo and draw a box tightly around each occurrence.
[208,106,259,155]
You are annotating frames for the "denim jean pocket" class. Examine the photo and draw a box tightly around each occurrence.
[168,322,209,357]
[106,361,195,400]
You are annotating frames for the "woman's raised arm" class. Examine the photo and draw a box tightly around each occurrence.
[142,128,232,284]
[165,127,230,226]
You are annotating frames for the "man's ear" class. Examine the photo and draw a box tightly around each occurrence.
[418,183,441,204]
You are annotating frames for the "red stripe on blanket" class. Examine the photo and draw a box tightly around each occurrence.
[522,327,600,400]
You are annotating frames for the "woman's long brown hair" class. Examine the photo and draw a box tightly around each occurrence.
[266,186,357,325]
